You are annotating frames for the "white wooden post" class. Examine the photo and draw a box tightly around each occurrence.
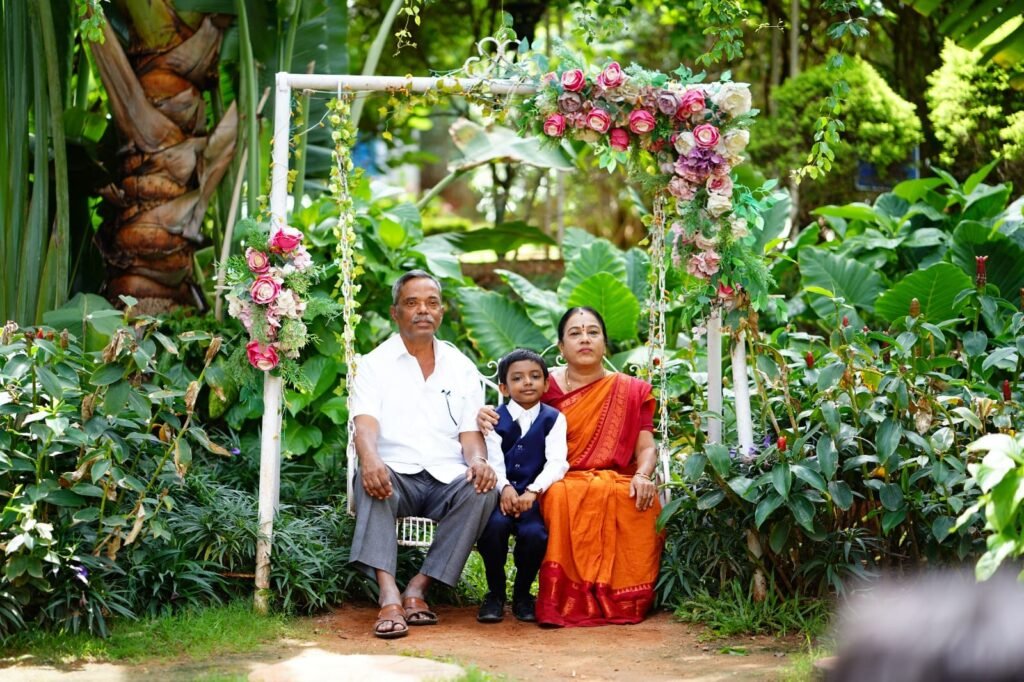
[731,331,754,456]
[707,308,723,444]
[254,73,292,614]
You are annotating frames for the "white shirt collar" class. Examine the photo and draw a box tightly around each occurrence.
[506,400,540,421]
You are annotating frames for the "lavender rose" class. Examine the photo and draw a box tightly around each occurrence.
[557,90,585,113]
[656,90,680,116]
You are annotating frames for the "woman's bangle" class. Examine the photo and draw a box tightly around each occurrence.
[472,455,489,465]
[633,471,653,481]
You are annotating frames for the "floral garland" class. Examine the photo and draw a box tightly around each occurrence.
[518,55,775,310]
[223,221,318,374]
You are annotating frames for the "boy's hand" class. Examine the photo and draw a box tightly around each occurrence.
[516,491,538,513]
[500,486,519,515]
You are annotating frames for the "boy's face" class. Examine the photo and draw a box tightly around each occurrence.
[500,359,549,408]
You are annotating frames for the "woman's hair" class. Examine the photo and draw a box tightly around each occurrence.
[557,307,608,342]
[497,348,549,384]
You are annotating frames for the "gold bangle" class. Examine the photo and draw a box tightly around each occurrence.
[633,471,653,481]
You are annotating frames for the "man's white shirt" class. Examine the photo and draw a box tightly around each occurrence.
[485,400,568,494]
[351,334,484,483]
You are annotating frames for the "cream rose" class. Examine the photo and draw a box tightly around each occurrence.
[713,83,752,118]
[724,129,750,155]
[706,192,733,217]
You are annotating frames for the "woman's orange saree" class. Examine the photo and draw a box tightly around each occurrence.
[536,373,662,627]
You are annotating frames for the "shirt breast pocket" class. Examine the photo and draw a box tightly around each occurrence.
[437,389,464,433]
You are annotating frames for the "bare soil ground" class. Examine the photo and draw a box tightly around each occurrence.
[310,604,801,681]
[0,606,804,681]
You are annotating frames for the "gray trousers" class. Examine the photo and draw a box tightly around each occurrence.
[349,468,498,587]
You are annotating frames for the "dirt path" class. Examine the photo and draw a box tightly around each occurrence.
[308,605,800,681]
[0,607,803,681]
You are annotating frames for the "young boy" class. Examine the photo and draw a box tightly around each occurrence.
[477,348,568,623]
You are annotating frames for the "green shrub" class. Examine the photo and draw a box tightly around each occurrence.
[926,39,1024,188]
[750,56,923,210]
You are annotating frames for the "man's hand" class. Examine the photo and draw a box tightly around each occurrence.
[516,490,538,514]
[360,453,393,500]
[499,486,519,515]
[465,457,497,493]
[476,406,500,435]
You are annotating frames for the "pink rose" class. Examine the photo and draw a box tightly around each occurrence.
[246,341,279,371]
[250,274,281,305]
[586,108,612,134]
[694,233,718,251]
[561,68,586,92]
[668,176,696,200]
[245,247,270,274]
[270,225,303,254]
[609,128,630,151]
[541,71,558,85]
[718,282,736,299]
[628,109,656,134]
[676,89,706,119]
[693,123,720,148]
[597,61,626,89]
[686,250,721,280]
[291,245,313,271]
[707,174,733,195]
[543,113,566,137]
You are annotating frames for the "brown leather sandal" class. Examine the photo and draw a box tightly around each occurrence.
[402,596,438,625]
[374,603,408,639]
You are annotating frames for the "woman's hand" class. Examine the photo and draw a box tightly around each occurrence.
[476,405,500,435]
[629,473,657,512]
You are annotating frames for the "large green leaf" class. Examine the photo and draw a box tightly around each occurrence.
[411,236,463,281]
[439,221,556,256]
[557,240,627,301]
[42,294,120,351]
[752,191,791,253]
[566,274,640,341]
[811,202,880,224]
[874,263,973,323]
[448,119,574,172]
[456,288,551,360]
[495,269,560,335]
[623,248,650,303]
[949,222,1024,300]
[560,227,598,262]
[799,249,884,318]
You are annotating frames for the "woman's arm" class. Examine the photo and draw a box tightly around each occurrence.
[629,430,658,512]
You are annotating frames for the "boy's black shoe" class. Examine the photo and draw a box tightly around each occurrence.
[511,595,536,622]
[477,594,505,623]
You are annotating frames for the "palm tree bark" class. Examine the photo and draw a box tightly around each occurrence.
[89,2,237,313]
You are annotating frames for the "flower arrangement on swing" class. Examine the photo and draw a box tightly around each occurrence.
[223,219,339,380]
[517,51,777,311]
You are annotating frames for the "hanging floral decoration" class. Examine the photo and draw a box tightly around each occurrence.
[517,51,778,311]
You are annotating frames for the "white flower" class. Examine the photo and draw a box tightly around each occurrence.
[730,215,749,239]
[713,83,752,118]
[706,192,733,217]
[272,289,307,320]
[673,131,696,156]
[724,129,750,155]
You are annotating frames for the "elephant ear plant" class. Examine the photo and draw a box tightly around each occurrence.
[0,304,226,637]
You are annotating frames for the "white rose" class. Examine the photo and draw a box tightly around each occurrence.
[730,215,749,239]
[673,131,696,155]
[713,83,752,118]
[706,192,733,217]
[724,129,750,155]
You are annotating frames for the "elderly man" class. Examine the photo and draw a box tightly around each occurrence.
[349,269,498,639]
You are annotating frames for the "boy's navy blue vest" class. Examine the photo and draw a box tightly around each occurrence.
[495,403,560,494]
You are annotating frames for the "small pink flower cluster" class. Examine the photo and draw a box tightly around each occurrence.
[533,62,754,283]
[227,225,313,371]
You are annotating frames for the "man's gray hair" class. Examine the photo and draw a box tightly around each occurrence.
[391,270,443,306]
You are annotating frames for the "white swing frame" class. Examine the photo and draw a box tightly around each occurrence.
[255,71,677,612]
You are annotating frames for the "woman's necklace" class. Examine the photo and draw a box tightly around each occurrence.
[565,367,604,392]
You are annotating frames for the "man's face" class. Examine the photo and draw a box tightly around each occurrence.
[391,277,443,342]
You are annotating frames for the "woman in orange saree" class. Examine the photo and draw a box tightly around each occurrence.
[535,307,662,627]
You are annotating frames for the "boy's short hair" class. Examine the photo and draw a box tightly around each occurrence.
[497,348,548,385]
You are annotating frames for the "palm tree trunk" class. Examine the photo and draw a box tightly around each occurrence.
[88,1,237,313]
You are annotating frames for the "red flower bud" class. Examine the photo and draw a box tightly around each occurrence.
[805,351,815,369]
[976,255,988,288]
[36,328,44,339]
[777,436,788,452]
[1004,380,1012,402]
[653,356,661,367]
[842,316,849,327]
